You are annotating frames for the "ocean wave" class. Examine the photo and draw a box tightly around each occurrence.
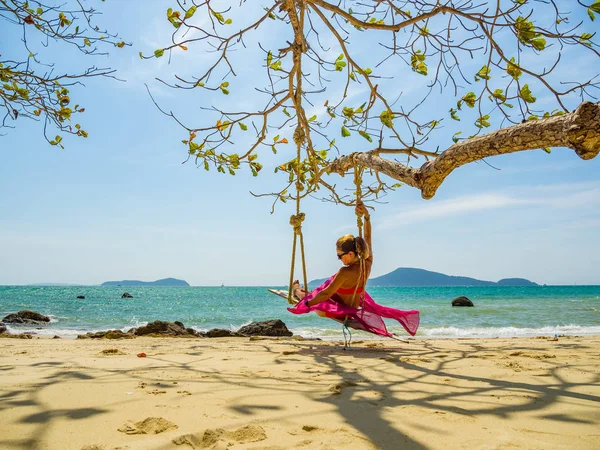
[418,324,600,338]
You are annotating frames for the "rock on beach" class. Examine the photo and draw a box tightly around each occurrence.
[2,310,50,325]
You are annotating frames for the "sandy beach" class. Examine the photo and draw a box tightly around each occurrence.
[0,335,598,450]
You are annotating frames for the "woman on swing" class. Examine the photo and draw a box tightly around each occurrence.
[292,201,372,309]
[288,202,419,338]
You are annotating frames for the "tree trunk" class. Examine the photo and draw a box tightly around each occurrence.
[329,101,600,199]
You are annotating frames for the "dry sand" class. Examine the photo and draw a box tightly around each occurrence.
[0,335,598,450]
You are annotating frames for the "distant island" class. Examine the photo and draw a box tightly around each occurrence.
[101,278,190,287]
[309,268,537,287]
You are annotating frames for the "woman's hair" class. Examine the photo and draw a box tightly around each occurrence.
[336,234,370,260]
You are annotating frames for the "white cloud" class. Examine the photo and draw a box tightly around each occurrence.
[378,181,600,229]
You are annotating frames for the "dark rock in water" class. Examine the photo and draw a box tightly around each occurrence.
[0,324,6,334]
[77,295,85,299]
[2,310,50,324]
[121,292,133,298]
[452,296,474,307]
[204,328,241,338]
[237,319,293,337]
[131,320,198,337]
[53,335,61,339]
[77,330,135,340]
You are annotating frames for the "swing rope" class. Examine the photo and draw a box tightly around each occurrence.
[287,125,308,305]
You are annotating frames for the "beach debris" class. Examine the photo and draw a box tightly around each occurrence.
[77,295,85,299]
[121,292,133,298]
[100,348,124,355]
[2,310,50,324]
[237,319,293,337]
[148,389,167,395]
[130,320,200,337]
[118,417,177,435]
[451,296,474,307]
[137,352,147,358]
[77,330,134,340]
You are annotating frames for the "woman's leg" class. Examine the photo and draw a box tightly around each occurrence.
[293,280,307,300]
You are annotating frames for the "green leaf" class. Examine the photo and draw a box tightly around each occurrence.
[474,65,491,81]
[506,57,522,80]
[364,68,372,75]
[449,108,460,121]
[36,7,43,15]
[225,18,232,25]
[462,92,477,108]
[308,115,317,122]
[588,9,596,21]
[580,32,593,46]
[358,130,372,142]
[266,51,273,66]
[341,126,351,137]
[410,51,427,76]
[520,84,536,103]
[185,6,197,19]
[380,110,395,128]
[154,49,164,58]
[452,132,462,143]
[491,89,506,102]
[475,115,491,128]
[531,37,546,51]
[542,147,551,154]
[269,60,282,71]
[282,107,290,117]
[238,122,248,131]
[590,1,600,15]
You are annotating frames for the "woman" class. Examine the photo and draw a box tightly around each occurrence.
[292,201,372,309]
[288,203,420,338]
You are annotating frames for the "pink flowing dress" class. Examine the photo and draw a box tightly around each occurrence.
[287,275,420,337]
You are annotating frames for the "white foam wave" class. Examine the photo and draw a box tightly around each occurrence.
[418,324,600,338]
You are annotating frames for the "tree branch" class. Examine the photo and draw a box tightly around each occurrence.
[329,101,600,199]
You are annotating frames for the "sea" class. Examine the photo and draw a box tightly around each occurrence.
[1,285,599,340]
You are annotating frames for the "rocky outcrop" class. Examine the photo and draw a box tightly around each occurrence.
[237,320,293,337]
[451,296,474,307]
[77,330,135,339]
[121,292,133,298]
[204,329,241,338]
[0,323,6,334]
[130,320,199,337]
[77,295,85,299]
[2,310,50,324]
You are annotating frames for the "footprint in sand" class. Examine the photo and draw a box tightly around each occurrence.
[118,417,177,435]
[172,424,267,448]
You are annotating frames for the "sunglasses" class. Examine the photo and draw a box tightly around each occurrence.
[337,251,350,260]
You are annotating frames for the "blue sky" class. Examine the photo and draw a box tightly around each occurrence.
[1,1,599,286]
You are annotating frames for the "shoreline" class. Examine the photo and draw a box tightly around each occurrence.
[1,335,598,449]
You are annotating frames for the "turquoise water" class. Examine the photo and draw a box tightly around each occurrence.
[0,285,599,339]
